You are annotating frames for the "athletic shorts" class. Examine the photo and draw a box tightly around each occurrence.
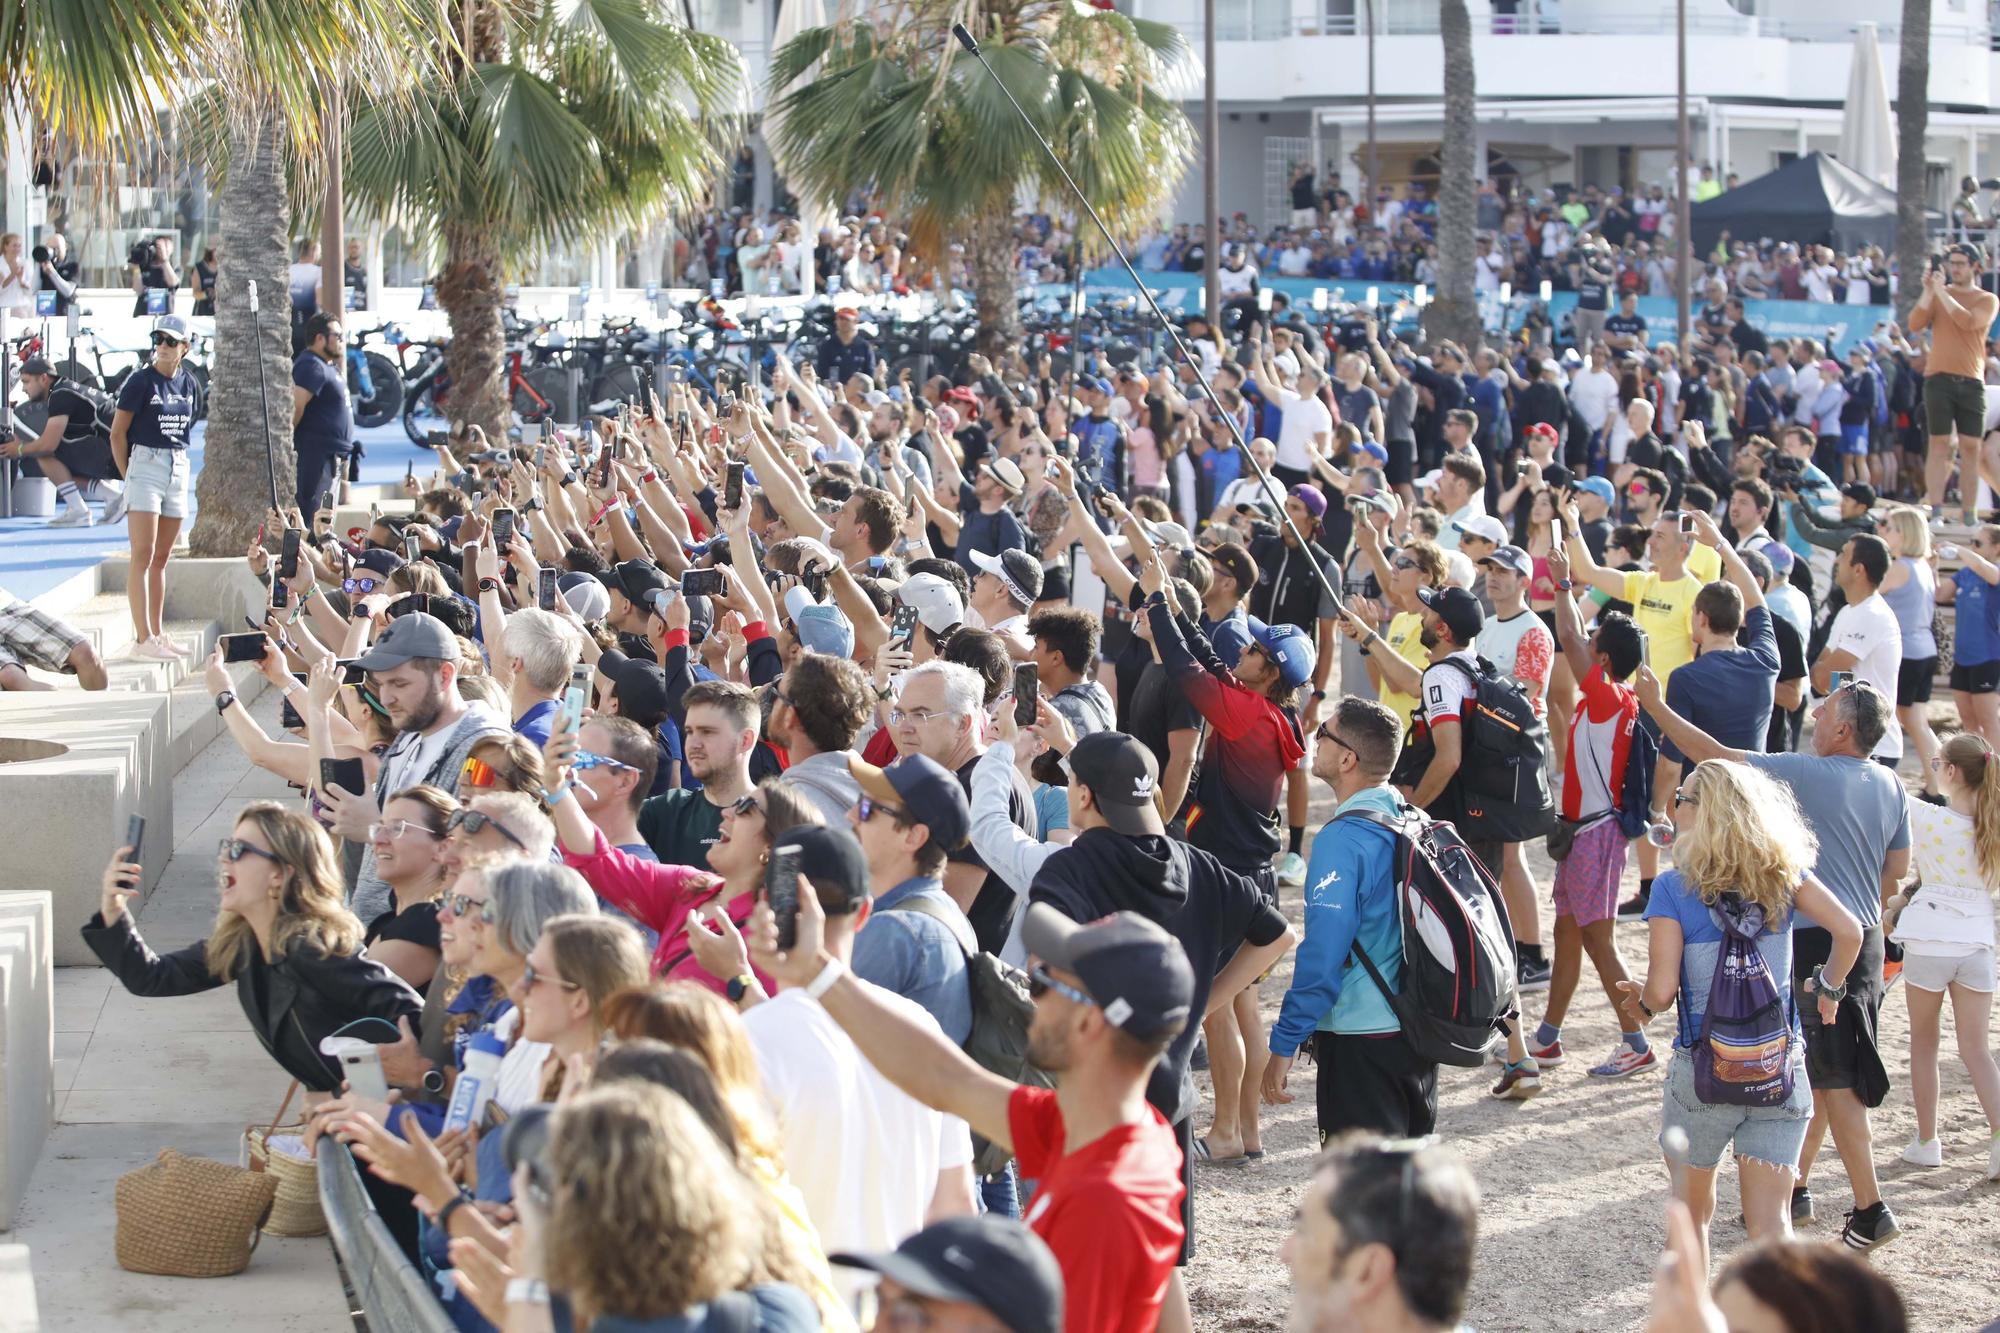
[1794,926,1887,1099]
[1551,816,1629,927]
[0,602,87,676]
[1385,437,1417,488]
[1924,372,1987,440]
[124,445,189,519]
[1951,659,2000,694]
[1313,1030,1437,1143]
[20,434,117,481]
[1897,655,1938,706]
[1902,945,1996,994]
[1839,423,1869,457]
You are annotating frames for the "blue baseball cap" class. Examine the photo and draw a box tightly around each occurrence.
[794,603,854,659]
[848,752,970,853]
[1575,476,1617,505]
[1247,617,1317,689]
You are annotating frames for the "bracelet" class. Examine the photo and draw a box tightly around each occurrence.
[1556,579,1574,591]
[804,955,844,1000]
[435,1189,474,1233]
[504,1278,550,1307]
[540,783,570,807]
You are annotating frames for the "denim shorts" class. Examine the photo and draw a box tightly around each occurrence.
[124,445,188,519]
[1658,1047,1813,1172]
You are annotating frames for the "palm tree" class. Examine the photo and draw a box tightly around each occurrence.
[1893,0,1930,323]
[1428,0,1480,348]
[766,1,1196,353]
[345,0,745,438]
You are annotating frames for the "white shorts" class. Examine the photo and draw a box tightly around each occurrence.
[124,445,189,519]
[1903,945,1996,993]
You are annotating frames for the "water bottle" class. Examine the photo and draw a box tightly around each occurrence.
[1644,817,1675,850]
[443,1031,505,1134]
[1939,544,1960,559]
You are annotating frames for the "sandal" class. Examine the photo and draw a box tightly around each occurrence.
[1193,1137,1250,1166]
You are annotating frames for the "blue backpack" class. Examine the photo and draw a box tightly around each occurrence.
[1613,715,1659,840]
[1690,896,1796,1107]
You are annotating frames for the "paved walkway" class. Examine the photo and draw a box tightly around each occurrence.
[12,687,350,1331]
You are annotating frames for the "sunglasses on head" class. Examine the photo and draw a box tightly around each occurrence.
[218,837,283,864]
[446,808,527,850]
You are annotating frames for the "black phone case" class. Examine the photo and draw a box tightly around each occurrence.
[320,758,365,796]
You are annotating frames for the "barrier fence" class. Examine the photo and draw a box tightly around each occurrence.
[316,1137,457,1333]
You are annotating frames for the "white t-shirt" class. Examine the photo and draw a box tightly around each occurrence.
[745,988,975,1301]
[1477,610,1554,714]
[1475,250,1505,293]
[1420,649,1481,727]
[1569,369,1619,433]
[1274,386,1333,472]
[490,1008,552,1114]
[1217,262,1257,298]
[1827,593,1903,759]
[1897,800,1998,955]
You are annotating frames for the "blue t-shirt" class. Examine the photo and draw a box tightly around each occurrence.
[116,366,198,451]
[1954,567,2000,666]
[513,699,559,749]
[1644,869,1798,1050]
[1200,441,1244,500]
[292,350,354,455]
[1661,605,1780,764]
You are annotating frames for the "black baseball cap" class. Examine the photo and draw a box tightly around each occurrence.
[604,558,670,608]
[1417,584,1484,646]
[1067,732,1165,837]
[1840,482,1878,507]
[831,1215,1063,1333]
[771,825,869,915]
[19,355,54,377]
[848,753,971,853]
[596,650,669,727]
[354,547,407,579]
[1021,904,1194,1041]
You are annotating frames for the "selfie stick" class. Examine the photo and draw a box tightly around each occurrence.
[245,280,281,512]
[949,23,1342,611]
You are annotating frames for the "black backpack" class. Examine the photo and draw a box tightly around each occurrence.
[55,378,117,439]
[1394,655,1555,842]
[1335,803,1520,1067]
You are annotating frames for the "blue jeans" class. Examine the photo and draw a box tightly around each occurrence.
[978,1163,1019,1218]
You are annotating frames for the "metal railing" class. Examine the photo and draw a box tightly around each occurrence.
[317,1138,458,1333]
[1180,5,1988,45]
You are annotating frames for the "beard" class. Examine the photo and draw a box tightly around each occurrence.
[396,680,450,734]
[1419,623,1440,651]
[1025,1022,1070,1074]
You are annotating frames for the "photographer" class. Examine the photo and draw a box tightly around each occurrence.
[33,234,79,316]
[127,234,179,316]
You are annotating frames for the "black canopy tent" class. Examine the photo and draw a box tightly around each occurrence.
[1689,152,1898,254]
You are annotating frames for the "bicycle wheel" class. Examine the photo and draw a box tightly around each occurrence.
[404,378,448,446]
[352,350,404,428]
[52,359,99,390]
[520,366,567,423]
[591,363,643,409]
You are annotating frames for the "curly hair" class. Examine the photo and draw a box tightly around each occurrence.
[1673,760,1818,916]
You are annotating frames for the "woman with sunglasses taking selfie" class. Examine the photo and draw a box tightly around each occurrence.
[108,314,201,660]
[83,801,421,1092]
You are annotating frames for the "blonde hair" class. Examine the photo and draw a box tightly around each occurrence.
[545,1084,760,1323]
[544,916,652,1039]
[1939,733,2000,886]
[207,802,364,979]
[1402,538,1448,588]
[1673,760,1818,915]
[600,982,784,1168]
[1879,505,1932,560]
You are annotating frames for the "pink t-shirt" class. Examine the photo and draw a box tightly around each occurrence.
[1129,425,1162,488]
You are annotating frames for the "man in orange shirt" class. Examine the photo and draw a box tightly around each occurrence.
[1910,242,2000,525]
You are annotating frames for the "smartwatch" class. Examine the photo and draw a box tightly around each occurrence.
[478,576,502,593]
[726,974,754,1004]
[214,691,237,715]
[420,1065,446,1096]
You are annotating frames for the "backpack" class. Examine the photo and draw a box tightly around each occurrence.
[885,895,1053,1175]
[1334,803,1519,1067]
[1401,656,1555,843]
[1690,895,1796,1107]
[1867,365,1890,427]
[1613,715,1660,840]
[55,378,117,439]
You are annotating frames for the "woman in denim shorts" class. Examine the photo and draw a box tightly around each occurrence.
[1619,759,1862,1271]
[108,314,201,660]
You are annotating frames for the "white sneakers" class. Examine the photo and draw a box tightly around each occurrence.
[1900,1136,1943,1168]
[102,489,128,523]
[47,507,93,528]
[133,636,189,661]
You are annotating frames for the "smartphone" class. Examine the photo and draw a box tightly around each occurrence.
[681,568,725,599]
[725,459,746,510]
[534,441,547,472]
[1635,628,1650,664]
[765,844,802,951]
[340,660,368,686]
[404,530,423,563]
[637,365,655,414]
[1013,662,1040,727]
[1552,517,1564,545]
[596,446,615,489]
[719,390,737,418]
[334,1041,390,1102]
[492,508,516,547]
[538,567,559,612]
[279,528,302,580]
[271,572,291,610]
[387,593,428,620]
[318,490,335,519]
[1677,512,1695,536]
[319,756,365,799]
[560,663,592,735]
[279,691,304,731]
[889,602,920,649]
[220,632,268,664]
[125,814,146,865]
[669,363,686,387]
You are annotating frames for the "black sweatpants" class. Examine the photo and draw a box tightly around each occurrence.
[1313,1030,1438,1143]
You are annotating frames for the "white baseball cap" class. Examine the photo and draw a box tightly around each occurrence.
[897,572,966,633]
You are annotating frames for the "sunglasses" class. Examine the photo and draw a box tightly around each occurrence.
[1026,965,1095,1008]
[729,794,764,818]
[855,795,909,824]
[218,837,283,864]
[150,332,186,347]
[1317,724,1357,755]
[521,961,579,993]
[342,575,381,597]
[1390,556,1418,571]
[445,808,527,850]
[367,819,442,842]
[459,756,499,789]
[440,890,495,923]
[573,749,637,774]
[1672,786,1699,807]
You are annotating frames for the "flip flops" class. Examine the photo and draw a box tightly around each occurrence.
[1193,1138,1263,1165]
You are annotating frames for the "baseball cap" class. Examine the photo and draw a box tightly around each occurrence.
[556,571,610,622]
[897,572,966,634]
[1206,543,1258,594]
[1417,585,1485,644]
[1415,468,1443,493]
[862,389,890,408]
[19,355,54,377]
[1082,375,1113,396]
[1453,514,1508,545]
[1066,732,1165,837]
[979,456,1026,497]
[1481,544,1533,577]
[969,549,1043,606]
[1144,520,1194,551]
[1840,482,1877,507]
[1288,483,1328,521]
[794,603,855,658]
[1756,538,1796,573]
[848,753,971,854]
[597,651,669,726]
[605,559,670,608]
[1524,421,1559,445]
[152,313,193,344]
[354,547,408,578]
[350,612,460,672]
[1575,476,1617,506]
[1354,438,1389,463]
[1247,617,1317,689]
[830,1215,1064,1333]
[771,825,869,914]
[1020,904,1195,1042]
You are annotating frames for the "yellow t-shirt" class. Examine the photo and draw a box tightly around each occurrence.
[1622,569,1704,686]
[1686,542,1722,586]
[1377,610,1431,727]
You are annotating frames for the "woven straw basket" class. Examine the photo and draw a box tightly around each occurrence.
[244,1082,324,1237]
[115,1149,276,1278]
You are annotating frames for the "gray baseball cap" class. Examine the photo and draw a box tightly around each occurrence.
[152,313,194,344]
[350,612,460,672]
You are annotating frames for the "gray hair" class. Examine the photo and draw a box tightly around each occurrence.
[1739,548,1774,588]
[471,791,558,864]
[456,673,509,713]
[902,660,985,720]
[1837,681,1891,754]
[483,858,597,958]
[502,608,582,693]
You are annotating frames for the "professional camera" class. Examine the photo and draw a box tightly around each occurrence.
[128,237,156,269]
[1762,451,1806,492]
[30,245,49,265]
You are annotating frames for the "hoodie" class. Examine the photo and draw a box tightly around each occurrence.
[1031,827,1286,1123]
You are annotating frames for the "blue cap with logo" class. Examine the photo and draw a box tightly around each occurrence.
[1247,616,1317,688]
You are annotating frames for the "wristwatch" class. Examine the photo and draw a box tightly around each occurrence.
[726,973,754,1004]
[214,691,236,714]
[1311,689,1328,701]
[478,576,501,593]
[420,1064,446,1096]
[1556,578,1574,591]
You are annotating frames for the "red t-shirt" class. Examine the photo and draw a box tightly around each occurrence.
[1008,1085,1184,1333]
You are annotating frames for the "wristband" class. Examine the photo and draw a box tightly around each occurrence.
[504,1278,550,1307]
[540,784,571,808]
[804,955,844,1000]
[436,1189,475,1234]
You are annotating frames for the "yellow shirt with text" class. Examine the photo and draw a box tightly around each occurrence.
[1377,610,1431,727]
[1622,569,1704,686]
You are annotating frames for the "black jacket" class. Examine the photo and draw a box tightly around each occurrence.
[83,912,422,1091]
[1031,827,1286,1123]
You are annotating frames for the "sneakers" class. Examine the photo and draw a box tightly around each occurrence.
[1275,852,1306,887]
[1900,1136,1943,1167]
[133,636,178,661]
[1587,1041,1659,1079]
[1615,891,1650,922]
[101,488,128,524]
[47,506,93,528]
[1490,1060,1542,1100]
[1517,957,1553,993]
[1527,1038,1566,1067]
[159,636,190,657]
[1791,1185,1815,1225]
[1839,1203,1901,1252]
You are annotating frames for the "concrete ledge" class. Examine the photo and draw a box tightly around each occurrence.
[0,1244,38,1332]
[0,894,54,1231]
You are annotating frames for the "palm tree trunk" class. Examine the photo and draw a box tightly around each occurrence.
[1893,0,1930,323]
[437,221,509,439]
[189,100,294,556]
[1429,0,1481,350]
[968,209,1021,357]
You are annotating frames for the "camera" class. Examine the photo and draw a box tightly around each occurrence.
[1762,451,1806,492]
[128,237,157,269]
[30,245,49,265]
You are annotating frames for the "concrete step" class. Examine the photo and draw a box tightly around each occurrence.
[165,662,270,776]
[6,589,220,693]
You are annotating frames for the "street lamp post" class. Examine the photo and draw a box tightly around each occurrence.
[1675,0,1691,352]
[1203,0,1219,328]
